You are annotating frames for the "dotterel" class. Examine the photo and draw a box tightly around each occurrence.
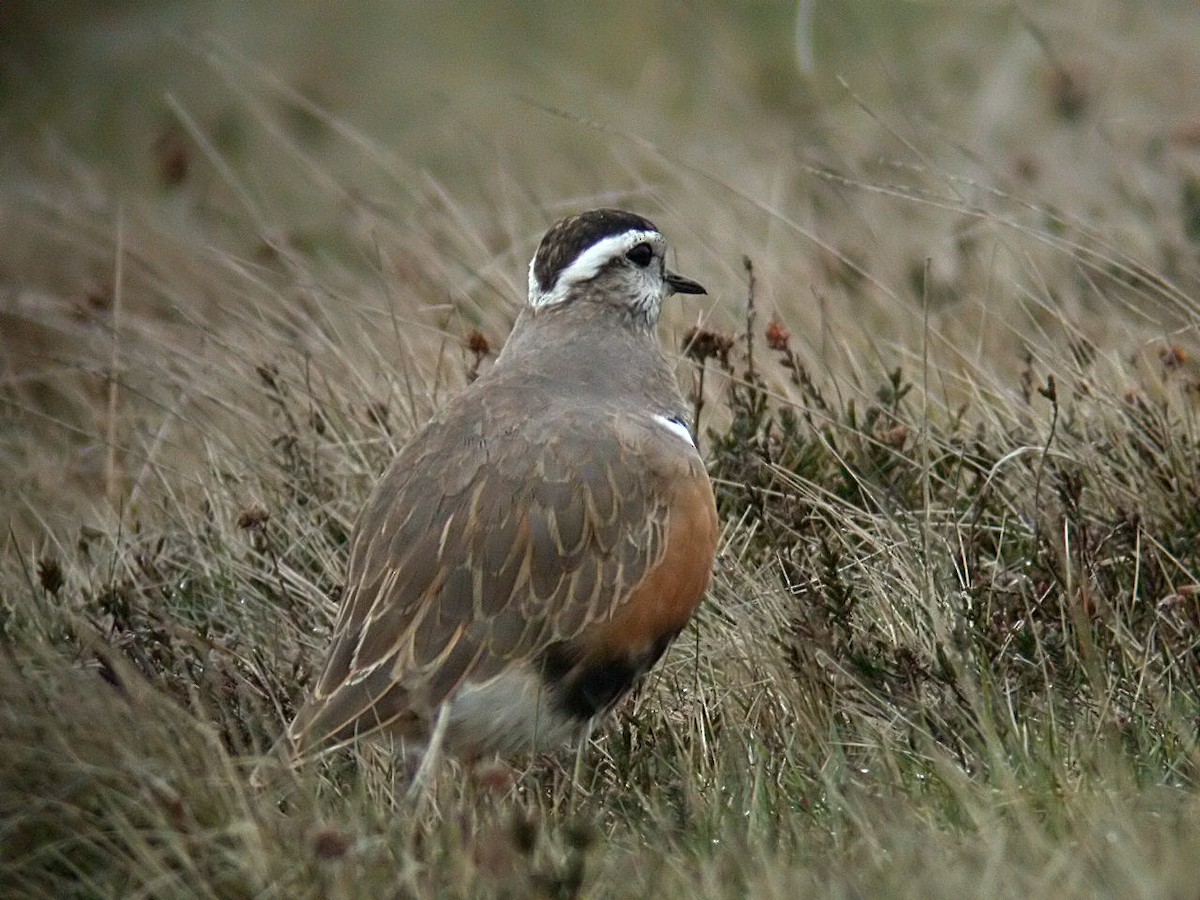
[288,208,720,762]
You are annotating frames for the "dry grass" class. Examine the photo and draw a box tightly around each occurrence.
[3,2,1200,897]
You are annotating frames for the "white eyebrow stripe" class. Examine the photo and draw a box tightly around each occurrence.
[529,229,664,308]
[652,414,696,449]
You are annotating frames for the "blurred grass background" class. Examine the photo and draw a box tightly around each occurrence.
[2,2,1200,897]
[4,1,1199,538]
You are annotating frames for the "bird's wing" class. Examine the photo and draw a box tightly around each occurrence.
[287,403,712,752]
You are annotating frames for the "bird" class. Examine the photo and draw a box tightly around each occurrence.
[286,208,720,765]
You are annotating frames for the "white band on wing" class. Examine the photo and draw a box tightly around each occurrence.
[652,414,696,449]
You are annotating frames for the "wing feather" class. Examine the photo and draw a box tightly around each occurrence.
[288,403,699,752]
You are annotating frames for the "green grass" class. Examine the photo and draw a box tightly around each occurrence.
[3,1,1200,896]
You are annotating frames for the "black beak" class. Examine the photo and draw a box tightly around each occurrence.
[665,270,707,296]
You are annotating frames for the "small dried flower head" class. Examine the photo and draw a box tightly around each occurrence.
[466,329,492,357]
[1122,388,1145,409]
[38,556,65,595]
[1159,344,1187,370]
[366,401,390,430]
[308,408,328,435]
[255,364,281,392]
[765,317,791,352]
[154,126,190,187]
[1013,153,1041,182]
[85,284,113,313]
[873,425,910,449]
[682,326,734,368]
[1048,61,1090,121]
[236,504,270,530]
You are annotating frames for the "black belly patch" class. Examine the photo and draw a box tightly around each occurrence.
[540,633,676,721]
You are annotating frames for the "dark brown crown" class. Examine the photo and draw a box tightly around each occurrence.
[532,209,659,294]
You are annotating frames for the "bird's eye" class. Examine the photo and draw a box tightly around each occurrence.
[625,242,654,267]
